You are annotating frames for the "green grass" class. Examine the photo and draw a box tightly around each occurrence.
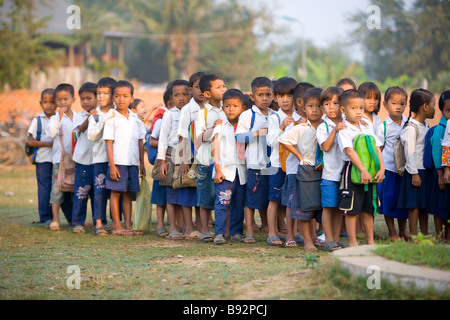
[0,166,449,300]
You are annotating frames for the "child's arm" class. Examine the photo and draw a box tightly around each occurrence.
[280,143,303,163]
[87,110,115,142]
[46,113,62,139]
[178,136,190,177]
[139,139,146,178]
[373,147,385,184]
[212,133,225,184]
[320,122,347,152]
[346,147,372,184]
[401,125,421,187]
[27,134,53,148]
[105,140,120,182]
[78,117,90,133]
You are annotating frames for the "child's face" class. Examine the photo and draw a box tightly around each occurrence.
[40,93,56,117]
[97,87,113,108]
[223,98,246,123]
[384,93,407,119]
[171,85,190,109]
[323,95,341,120]
[113,87,133,111]
[303,98,323,122]
[80,92,97,112]
[135,101,148,117]
[340,98,365,124]
[425,97,436,119]
[364,95,379,114]
[205,79,227,103]
[55,90,75,111]
[191,79,205,104]
[275,94,294,113]
[251,86,273,111]
[442,100,450,121]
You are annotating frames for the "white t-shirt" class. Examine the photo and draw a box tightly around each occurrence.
[72,111,93,165]
[46,110,78,165]
[376,115,408,173]
[27,112,53,163]
[157,106,182,161]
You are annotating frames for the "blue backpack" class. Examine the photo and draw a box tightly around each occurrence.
[423,123,446,170]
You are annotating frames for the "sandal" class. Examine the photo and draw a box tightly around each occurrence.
[200,232,214,242]
[95,227,109,236]
[230,234,244,243]
[157,227,169,238]
[284,240,297,248]
[129,230,144,236]
[49,221,60,231]
[214,235,226,245]
[111,229,133,236]
[267,236,283,246]
[324,241,342,252]
[244,236,256,244]
[166,233,185,240]
[72,225,85,234]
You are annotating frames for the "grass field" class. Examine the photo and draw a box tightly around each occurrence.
[0,166,449,300]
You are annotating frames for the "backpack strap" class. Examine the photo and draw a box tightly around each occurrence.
[383,121,387,148]
[250,109,256,131]
[36,116,42,141]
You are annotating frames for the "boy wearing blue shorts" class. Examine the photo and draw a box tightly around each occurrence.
[236,77,276,243]
[316,86,348,251]
[103,81,146,236]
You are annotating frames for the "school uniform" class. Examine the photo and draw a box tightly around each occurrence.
[195,103,227,210]
[279,120,322,221]
[363,113,382,133]
[236,106,275,211]
[87,107,115,223]
[28,112,53,223]
[103,111,146,193]
[212,120,247,236]
[375,115,409,219]
[267,110,301,202]
[397,119,429,209]
[150,116,166,207]
[337,120,383,216]
[71,111,95,227]
[316,116,345,208]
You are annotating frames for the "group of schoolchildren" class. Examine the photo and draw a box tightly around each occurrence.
[27,73,450,251]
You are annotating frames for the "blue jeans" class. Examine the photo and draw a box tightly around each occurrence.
[72,164,94,227]
[197,164,215,210]
[93,163,109,224]
[36,162,53,222]
[214,173,246,236]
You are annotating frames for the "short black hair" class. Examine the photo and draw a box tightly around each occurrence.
[320,86,344,105]
[170,79,190,94]
[189,72,206,87]
[273,77,298,96]
[129,98,143,110]
[303,88,323,105]
[294,82,315,103]
[113,80,134,96]
[337,78,357,90]
[358,82,381,114]
[340,89,365,107]
[163,89,171,106]
[97,77,117,90]
[223,89,245,104]
[55,83,75,98]
[79,82,97,97]
[243,94,254,110]
[439,90,450,112]
[199,74,222,93]
[41,88,55,100]
[251,77,273,93]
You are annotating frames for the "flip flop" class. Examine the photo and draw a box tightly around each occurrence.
[72,225,85,234]
[214,235,226,245]
[49,222,60,231]
[186,230,201,240]
[200,232,214,242]
[244,236,256,244]
[267,236,283,246]
[284,240,298,248]
[166,233,185,240]
[157,227,169,238]
[95,227,109,236]
[111,230,133,236]
[324,241,342,252]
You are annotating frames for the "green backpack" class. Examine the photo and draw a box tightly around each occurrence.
[351,134,380,215]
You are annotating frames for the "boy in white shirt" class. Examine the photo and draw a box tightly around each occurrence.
[211,89,248,244]
[71,82,98,234]
[87,77,117,236]
[266,77,301,246]
[46,84,78,231]
[337,89,385,247]
[103,80,146,236]
[236,77,276,243]
[316,86,348,252]
[27,89,57,224]
[194,74,227,242]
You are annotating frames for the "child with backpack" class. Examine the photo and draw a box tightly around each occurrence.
[337,90,385,247]
[397,89,436,236]
[375,87,410,242]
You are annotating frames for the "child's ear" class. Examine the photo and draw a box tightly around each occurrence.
[249,93,255,102]
[340,106,345,115]
[296,98,303,108]
[203,91,212,100]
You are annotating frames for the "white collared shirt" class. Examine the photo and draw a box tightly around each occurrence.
[87,106,115,164]
[195,103,226,166]
[279,120,318,166]
[212,120,247,185]
[267,109,301,168]
[337,120,382,162]
[157,106,183,161]
[317,116,345,182]
[46,110,78,164]
[103,111,146,166]
[177,98,203,139]
[363,113,382,133]
[235,105,275,170]
[72,111,93,165]
[376,115,408,173]
[400,118,429,175]
[27,112,53,163]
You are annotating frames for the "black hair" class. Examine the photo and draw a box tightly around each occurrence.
[113,80,134,96]
[40,88,55,100]
[358,82,381,115]
[293,82,315,104]
[223,89,245,104]
[439,90,450,112]
[129,98,143,110]
[163,89,171,106]
[403,88,434,128]
[243,94,254,110]
[170,80,190,94]
[303,88,323,105]
[251,77,273,93]
[189,72,206,87]
[55,83,75,98]
[199,74,223,93]
[320,86,344,105]
[78,82,97,97]
[96,77,117,90]
[340,89,365,107]
[273,77,298,96]
[336,78,357,90]
[384,86,408,103]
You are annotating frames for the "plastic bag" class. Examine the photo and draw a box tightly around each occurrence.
[132,177,152,231]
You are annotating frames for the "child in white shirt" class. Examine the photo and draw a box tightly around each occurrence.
[358,82,382,132]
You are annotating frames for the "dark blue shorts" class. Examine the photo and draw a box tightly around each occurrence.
[269,167,286,202]
[281,174,296,208]
[245,169,269,210]
[178,187,198,207]
[151,178,167,206]
[166,186,179,205]
[105,165,140,193]
[321,179,340,208]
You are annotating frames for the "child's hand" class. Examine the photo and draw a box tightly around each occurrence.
[411,174,422,187]
[160,161,167,179]
[215,170,225,184]
[373,169,385,184]
[361,169,372,185]
[140,163,146,178]
[179,163,189,178]
[335,122,347,132]
[89,109,98,116]
[213,119,223,128]
[110,165,121,182]
[280,117,294,131]
[299,118,307,124]
[445,168,450,184]
[438,174,445,191]
[361,119,370,127]
[58,107,67,119]
[254,128,268,137]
